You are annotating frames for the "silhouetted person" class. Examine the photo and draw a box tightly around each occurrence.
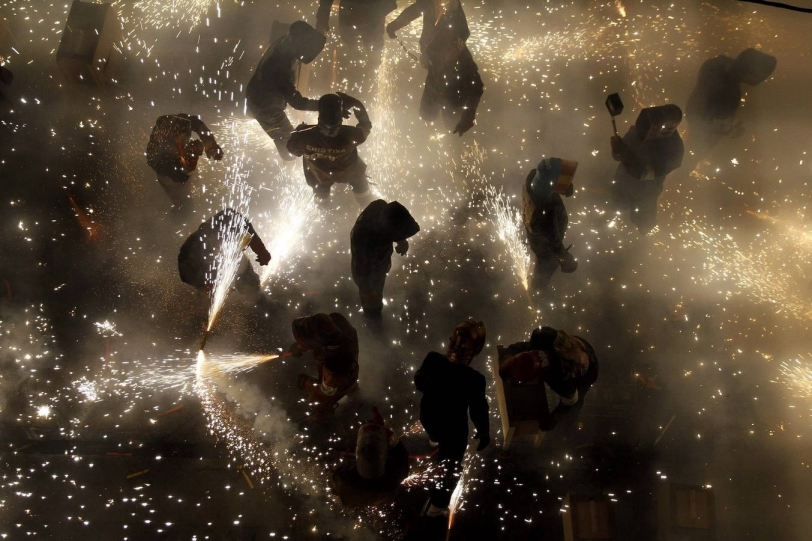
[499,326,598,432]
[610,104,684,234]
[246,21,326,161]
[414,320,489,518]
[287,93,375,207]
[350,200,420,317]
[386,0,469,60]
[419,29,483,136]
[146,114,223,210]
[177,209,270,293]
[686,48,777,158]
[523,157,578,290]
[316,0,397,51]
[288,312,359,424]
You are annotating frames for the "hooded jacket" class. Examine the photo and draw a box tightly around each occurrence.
[351,200,420,277]
[146,114,201,182]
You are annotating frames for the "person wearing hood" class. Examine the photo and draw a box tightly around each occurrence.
[146,113,223,210]
[686,48,777,157]
[287,312,360,424]
[385,0,470,59]
[177,209,271,293]
[498,326,598,433]
[419,28,483,136]
[523,157,578,291]
[330,407,410,507]
[350,200,420,318]
[246,21,326,161]
[610,104,685,234]
[414,320,489,518]
[287,93,375,208]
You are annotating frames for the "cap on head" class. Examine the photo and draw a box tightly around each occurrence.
[447,320,486,366]
[635,104,683,141]
[289,21,326,64]
[318,94,344,129]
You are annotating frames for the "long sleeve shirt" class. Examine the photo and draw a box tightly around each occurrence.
[522,171,568,255]
[351,200,420,277]
[388,0,469,53]
[246,38,319,114]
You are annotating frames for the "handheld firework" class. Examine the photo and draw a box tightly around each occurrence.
[605,92,624,136]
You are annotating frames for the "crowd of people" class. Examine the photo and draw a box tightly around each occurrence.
[139,0,777,522]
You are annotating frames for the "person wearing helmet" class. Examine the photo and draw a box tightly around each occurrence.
[610,104,685,234]
[246,21,326,161]
[686,48,777,158]
[523,157,578,291]
[498,326,598,432]
[414,320,490,518]
[287,93,375,208]
[177,209,271,294]
[419,29,483,136]
[287,312,359,424]
[146,114,223,210]
[330,407,410,507]
[350,199,420,318]
[385,0,470,59]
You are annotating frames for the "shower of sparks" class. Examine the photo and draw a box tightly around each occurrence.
[778,356,812,400]
[258,180,320,285]
[93,320,121,337]
[206,153,254,333]
[36,405,51,418]
[464,142,531,291]
[132,0,218,32]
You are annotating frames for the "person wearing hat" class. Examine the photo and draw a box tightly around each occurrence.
[330,407,410,507]
[414,320,490,518]
[177,209,271,294]
[146,113,223,210]
[498,326,598,432]
[287,93,375,208]
[246,21,326,161]
[523,157,578,291]
[686,48,777,158]
[288,312,359,423]
[418,28,483,136]
[350,199,420,318]
[610,104,685,234]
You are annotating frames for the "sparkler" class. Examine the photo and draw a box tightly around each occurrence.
[778,356,812,399]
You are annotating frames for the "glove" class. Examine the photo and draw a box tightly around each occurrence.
[474,432,490,452]
[336,92,360,119]
[395,240,409,256]
[205,141,224,161]
[558,250,577,273]
[452,117,474,136]
[255,248,271,266]
[288,342,305,358]
[386,23,397,39]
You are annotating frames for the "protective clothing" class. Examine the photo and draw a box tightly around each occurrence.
[287,94,373,204]
[523,167,576,289]
[419,33,483,135]
[177,209,269,292]
[611,105,684,233]
[350,200,420,316]
[246,21,325,159]
[386,0,469,55]
[414,339,489,508]
[499,326,598,430]
[291,313,359,423]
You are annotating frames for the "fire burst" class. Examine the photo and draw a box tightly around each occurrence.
[779,356,812,400]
